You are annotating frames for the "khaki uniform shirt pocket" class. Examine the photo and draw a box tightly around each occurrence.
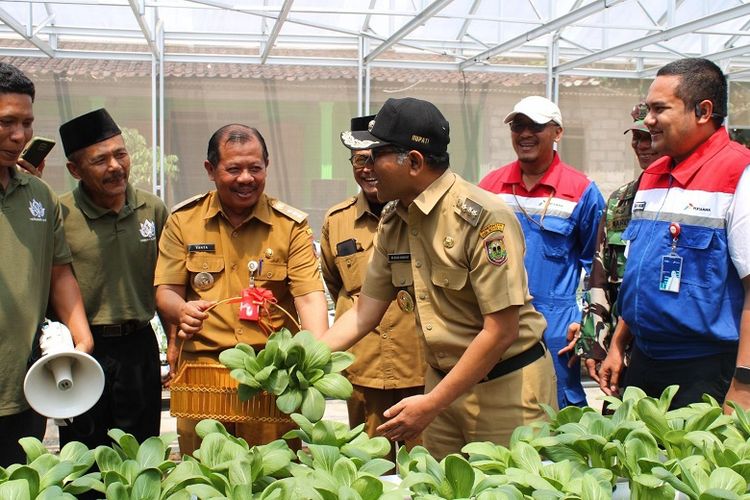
[390,262,414,289]
[430,264,469,291]
[335,251,369,294]
[186,254,225,294]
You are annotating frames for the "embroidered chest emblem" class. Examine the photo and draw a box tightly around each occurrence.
[29,198,46,220]
[139,219,156,240]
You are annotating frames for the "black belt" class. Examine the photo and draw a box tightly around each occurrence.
[439,341,547,383]
[91,321,151,338]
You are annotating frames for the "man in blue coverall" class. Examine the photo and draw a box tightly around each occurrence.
[479,96,605,407]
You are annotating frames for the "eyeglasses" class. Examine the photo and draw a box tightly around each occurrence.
[349,153,373,170]
[509,121,552,134]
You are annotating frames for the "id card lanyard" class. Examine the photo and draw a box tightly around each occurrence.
[659,222,682,293]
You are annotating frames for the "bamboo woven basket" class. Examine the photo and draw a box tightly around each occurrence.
[169,361,292,424]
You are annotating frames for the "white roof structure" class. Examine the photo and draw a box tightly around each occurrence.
[1,0,749,81]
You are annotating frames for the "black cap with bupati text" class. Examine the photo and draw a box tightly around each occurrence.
[340,97,450,155]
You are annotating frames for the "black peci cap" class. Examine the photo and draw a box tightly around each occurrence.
[59,108,122,158]
[350,114,376,132]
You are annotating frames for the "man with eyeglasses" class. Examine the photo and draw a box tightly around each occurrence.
[479,96,605,408]
[155,124,328,455]
[319,114,426,461]
[559,103,664,395]
[319,97,556,459]
[598,58,750,411]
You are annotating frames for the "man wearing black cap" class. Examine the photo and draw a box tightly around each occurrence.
[57,108,168,449]
[320,114,426,460]
[0,62,93,467]
[318,97,556,459]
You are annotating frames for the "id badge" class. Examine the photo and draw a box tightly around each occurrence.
[659,254,683,293]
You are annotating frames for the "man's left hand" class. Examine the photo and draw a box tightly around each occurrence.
[558,322,581,368]
[724,379,750,414]
[376,394,440,442]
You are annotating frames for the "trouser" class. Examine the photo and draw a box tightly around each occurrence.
[422,350,557,461]
[0,407,46,467]
[535,301,587,408]
[623,344,736,409]
[59,323,161,449]
[347,384,425,462]
[172,351,298,457]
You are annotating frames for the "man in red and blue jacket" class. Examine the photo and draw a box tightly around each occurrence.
[599,58,750,411]
[480,96,605,408]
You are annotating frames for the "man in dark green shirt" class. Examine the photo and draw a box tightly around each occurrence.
[0,62,93,467]
[57,108,168,450]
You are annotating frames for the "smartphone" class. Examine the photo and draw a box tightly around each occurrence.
[336,238,358,257]
[20,136,56,168]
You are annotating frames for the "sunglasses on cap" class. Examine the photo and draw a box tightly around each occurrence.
[509,121,553,134]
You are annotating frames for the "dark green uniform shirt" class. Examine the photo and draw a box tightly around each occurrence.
[0,170,71,415]
[60,183,168,325]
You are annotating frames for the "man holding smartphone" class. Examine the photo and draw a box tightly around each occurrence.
[56,108,168,452]
[0,62,94,466]
[320,114,426,461]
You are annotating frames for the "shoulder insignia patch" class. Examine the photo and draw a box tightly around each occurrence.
[484,233,508,266]
[171,192,209,213]
[381,200,399,222]
[454,197,483,227]
[271,199,308,223]
[327,196,357,216]
[479,223,505,239]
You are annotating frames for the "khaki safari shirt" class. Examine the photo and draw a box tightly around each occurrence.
[154,191,323,353]
[362,170,546,373]
[321,192,425,389]
[60,183,168,325]
[0,170,71,415]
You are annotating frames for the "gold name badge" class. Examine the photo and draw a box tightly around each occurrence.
[396,289,415,313]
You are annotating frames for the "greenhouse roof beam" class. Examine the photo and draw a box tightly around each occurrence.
[0,5,54,56]
[364,0,454,63]
[260,0,293,64]
[555,2,750,74]
[127,0,158,58]
[459,0,625,71]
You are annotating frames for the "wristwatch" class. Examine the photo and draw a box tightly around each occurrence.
[734,366,750,384]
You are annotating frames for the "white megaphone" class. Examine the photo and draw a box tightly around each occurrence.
[24,321,105,423]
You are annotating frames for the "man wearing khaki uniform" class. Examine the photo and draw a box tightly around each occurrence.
[155,124,328,455]
[320,97,557,459]
[321,115,425,458]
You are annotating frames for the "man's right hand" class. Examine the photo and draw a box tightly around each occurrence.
[598,349,624,396]
[178,300,215,338]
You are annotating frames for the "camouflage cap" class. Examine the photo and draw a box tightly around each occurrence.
[624,102,649,134]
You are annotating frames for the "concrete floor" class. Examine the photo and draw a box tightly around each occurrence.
[42,384,605,455]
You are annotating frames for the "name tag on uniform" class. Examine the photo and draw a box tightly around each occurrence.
[188,243,216,253]
[388,253,411,262]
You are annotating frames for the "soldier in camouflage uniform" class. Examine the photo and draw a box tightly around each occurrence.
[561,104,664,380]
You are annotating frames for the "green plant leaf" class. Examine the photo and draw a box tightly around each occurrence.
[268,368,291,396]
[328,352,355,372]
[231,368,261,388]
[308,444,340,473]
[657,385,680,413]
[351,476,383,500]
[301,387,326,422]
[131,469,161,500]
[8,466,39,498]
[135,437,167,469]
[238,383,262,401]
[0,479,31,500]
[277,387,304,414]
[708,468,747,495]
[36,485,76,500]
[313,373,353,400]
[111,430,141,460]
[105,481,130,500]
[580,471,611,500]
[302,340,331,372]
[219,348,249,370]
[38,462,75,490]
[444,455,474,498]
[510,442,542,475]
[255,365,276,384]
[332,457,357,486]
[62,474,104,495]
[18,437,47,464]
[185,483,226,498]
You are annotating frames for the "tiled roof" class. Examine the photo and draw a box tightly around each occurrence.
[1,38,601,88]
